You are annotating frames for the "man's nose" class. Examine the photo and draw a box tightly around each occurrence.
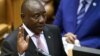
[38,16,45,23]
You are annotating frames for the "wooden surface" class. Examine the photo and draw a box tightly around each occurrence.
[0,24,8,34]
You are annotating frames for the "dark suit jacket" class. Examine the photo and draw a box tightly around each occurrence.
[53,0,100,49]
[1,24,67,56]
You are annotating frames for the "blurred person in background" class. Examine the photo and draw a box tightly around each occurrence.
[53,0,100,49]
[39,0,60,24]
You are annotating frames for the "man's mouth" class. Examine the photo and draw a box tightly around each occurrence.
[37,25,44,29]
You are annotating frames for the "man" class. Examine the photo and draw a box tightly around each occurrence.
[0,0,67,56]
[53,0,100,49]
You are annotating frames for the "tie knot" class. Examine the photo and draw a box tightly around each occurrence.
[82,0,88,5]
[34,34,40,38]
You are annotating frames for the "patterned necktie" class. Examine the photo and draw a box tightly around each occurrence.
[77,0,88,25]
[35,35,46,52]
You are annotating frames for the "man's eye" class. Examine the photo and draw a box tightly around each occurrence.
[34,15,38,18]
[30,15,39,19]
[43,14,46,17]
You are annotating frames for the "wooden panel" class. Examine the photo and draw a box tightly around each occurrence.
[12,0,23,29]
[0,0,6,23]
[6,0,23,30]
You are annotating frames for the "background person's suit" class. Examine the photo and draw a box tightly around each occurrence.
[53,0,100,49]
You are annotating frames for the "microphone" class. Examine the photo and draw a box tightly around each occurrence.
[36,48,52,56]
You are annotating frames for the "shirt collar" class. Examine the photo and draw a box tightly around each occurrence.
[22,24,43,37]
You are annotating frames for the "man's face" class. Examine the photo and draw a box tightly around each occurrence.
[22,5,46,34]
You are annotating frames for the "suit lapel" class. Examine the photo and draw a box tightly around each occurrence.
[25,38,39,56]
[75,0,98,33]
[43,26,55,56]
[23,29,38,56]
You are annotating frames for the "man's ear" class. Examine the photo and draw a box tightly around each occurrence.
[21,13,25,19]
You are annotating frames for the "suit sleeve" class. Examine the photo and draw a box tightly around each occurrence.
[80,36,100,49]
[0,40,18,56]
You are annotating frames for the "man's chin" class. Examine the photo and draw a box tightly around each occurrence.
[37,27,43,31]
[38,26,44,29]
[35,29,43,34]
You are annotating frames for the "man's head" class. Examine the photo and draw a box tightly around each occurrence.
[21,0,46,35]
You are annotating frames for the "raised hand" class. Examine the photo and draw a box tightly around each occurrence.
[17,27,29,54]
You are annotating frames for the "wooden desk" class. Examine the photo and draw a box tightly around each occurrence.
[0,24,8,39]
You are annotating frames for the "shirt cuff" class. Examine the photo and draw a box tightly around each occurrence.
[62,37,81,54]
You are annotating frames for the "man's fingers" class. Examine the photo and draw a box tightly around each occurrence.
[64,32,77,44]
[68,36,75,44]
[18,27,24,39]
[66,36,75,44]
[19,27,24,36]
[66,39,73,43]
[64,32,77,39]
[21,26,24,35]
[26,35,30,43]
